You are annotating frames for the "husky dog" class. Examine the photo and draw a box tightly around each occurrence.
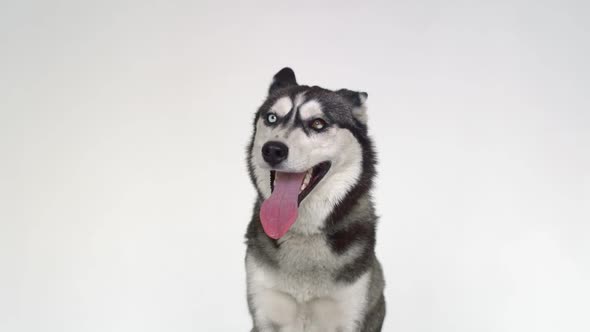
[245,68,385,331]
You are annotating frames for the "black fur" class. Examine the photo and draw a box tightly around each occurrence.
[268,67,298,94]
[327,220,375,255]
[336,88,368,107]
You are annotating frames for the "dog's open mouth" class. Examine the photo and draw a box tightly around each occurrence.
[259,161,331,239]
[269,161,331,204]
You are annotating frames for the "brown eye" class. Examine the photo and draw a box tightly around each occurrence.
[310,118,327,131]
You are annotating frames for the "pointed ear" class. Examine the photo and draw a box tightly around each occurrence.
[336,89,369,124]
[269,67,298,94]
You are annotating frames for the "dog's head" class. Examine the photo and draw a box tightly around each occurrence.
[247,68,376,239]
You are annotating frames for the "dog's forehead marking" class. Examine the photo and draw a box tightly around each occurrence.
[293,93,306,109]
[270,97,293,117]
[277,93,307,138]
[299,100,323,120]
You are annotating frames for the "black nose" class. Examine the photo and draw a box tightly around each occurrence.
[262,141,289,166]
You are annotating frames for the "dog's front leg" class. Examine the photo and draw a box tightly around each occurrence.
[250,288,302,331]
[308,272,372,332]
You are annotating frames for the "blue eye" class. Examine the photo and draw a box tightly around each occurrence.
[267,113,278,124]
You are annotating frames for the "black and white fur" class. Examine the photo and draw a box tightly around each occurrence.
[245,68,385,331]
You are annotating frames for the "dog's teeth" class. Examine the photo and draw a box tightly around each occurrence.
[304,171,311,185]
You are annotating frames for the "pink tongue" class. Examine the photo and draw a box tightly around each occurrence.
[260,172,306,239]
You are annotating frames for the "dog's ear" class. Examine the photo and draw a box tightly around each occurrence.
[336,89,369,124]
[269,67,298,94]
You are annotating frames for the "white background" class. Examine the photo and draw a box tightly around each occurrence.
[1,0,589,331]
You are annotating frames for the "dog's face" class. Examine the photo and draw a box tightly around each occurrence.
[248,68,375,239]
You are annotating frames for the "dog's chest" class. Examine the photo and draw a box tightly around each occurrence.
[269,233,360,300]
[246,236,370,331]
[273,234,339,300]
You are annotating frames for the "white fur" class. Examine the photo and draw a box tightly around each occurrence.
[271,97,293,116]
[298,100,323,120]
[352,94,368,124]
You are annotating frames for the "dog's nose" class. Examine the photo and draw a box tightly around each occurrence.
[262,141,289,166]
